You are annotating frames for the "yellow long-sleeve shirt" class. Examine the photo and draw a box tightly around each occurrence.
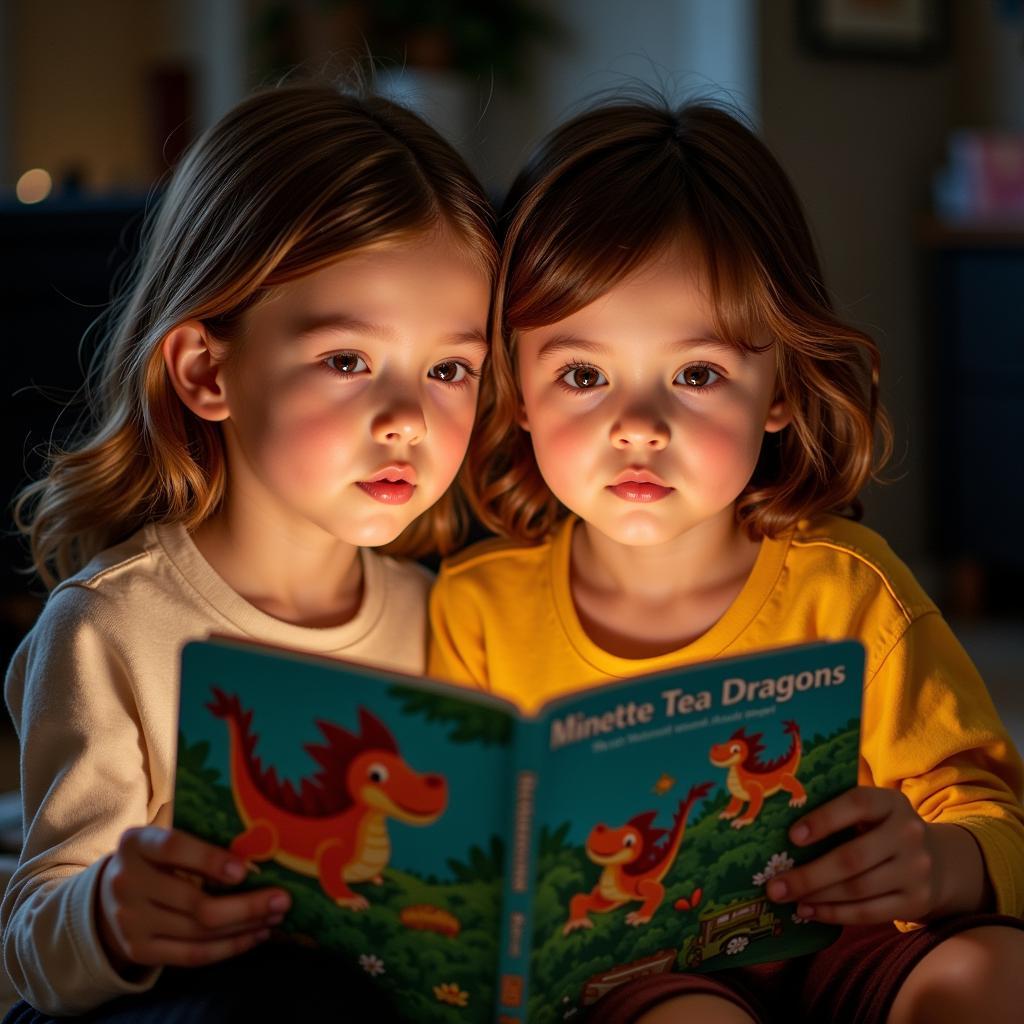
[429,513,1024,920]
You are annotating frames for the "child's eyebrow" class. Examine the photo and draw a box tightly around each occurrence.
[536,332,738,360]
[450,329,489,347]
[291,313,487,347]
[667,336,739,355]
[537,334,607,360]
[292,313,390,340]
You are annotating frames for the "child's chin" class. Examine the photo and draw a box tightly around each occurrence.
[594,512,680,548]
[343,513,417,548]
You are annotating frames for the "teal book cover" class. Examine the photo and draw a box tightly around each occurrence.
[174,637,863,1024]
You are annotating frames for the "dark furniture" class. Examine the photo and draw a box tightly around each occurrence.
[923,221,1024,612]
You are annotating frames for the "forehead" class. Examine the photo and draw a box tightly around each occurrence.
[521,246,717,342]
[258,234,491,326]
[225,247,489,370]
[518,232,778,360]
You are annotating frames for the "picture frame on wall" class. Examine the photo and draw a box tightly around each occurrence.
[798,0,949,61]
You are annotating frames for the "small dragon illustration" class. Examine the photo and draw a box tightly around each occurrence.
[208,688,447,909]
[562,781,713,935]
[709,720,805,829]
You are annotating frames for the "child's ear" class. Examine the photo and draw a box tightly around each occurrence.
[516,398,531,432]
[162,321,231,422]
[764,395,791,434]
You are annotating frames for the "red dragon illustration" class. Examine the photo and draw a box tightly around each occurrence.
[563,782,713,934]
[709,720,805,828]
[208,689,447,909]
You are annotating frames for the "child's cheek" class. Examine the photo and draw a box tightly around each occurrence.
[426,399,477,485]
[684,416,765,500]
[531,412,598,499]
[262,409,360,494]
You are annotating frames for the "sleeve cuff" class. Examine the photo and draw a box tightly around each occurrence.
[894,814,1023,931]
[952,815,1023,917]
[66,856,162,1002]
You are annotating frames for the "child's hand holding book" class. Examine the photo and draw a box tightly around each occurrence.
[95,825,291,976]
[766,786,992,924]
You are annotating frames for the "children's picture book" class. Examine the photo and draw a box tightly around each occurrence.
[174,637,863,1023]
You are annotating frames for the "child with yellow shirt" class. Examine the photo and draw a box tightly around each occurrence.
[429,97,1024,1024]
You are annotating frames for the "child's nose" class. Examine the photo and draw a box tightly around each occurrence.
[371,402,427,445]
[610,412,669,450]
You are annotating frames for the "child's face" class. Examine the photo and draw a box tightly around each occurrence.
[219,230,490,547]
[515,246,789,548]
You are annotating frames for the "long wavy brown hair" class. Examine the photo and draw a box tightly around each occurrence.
[16,81,496,588]
[468,96,892,542]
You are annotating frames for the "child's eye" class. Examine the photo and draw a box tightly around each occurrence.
[559,362,607,391]
[428,360,478,384]
[675,363,722,389]
[324,352,368,376]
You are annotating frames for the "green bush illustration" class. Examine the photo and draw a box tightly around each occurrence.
[525,724,858,1023]
[175,734,504,1024]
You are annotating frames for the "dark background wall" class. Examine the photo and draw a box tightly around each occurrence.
[2,2,1022,744]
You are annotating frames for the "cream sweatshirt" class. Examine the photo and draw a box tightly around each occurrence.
[2,522,431,1015]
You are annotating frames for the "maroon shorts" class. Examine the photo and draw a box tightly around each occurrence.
[586,914,1024,1024]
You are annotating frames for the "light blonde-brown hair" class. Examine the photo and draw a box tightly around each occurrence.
[468,96,892,542]
[16,81,496,588]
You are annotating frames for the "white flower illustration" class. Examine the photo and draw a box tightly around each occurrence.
[358,953,385,976]
[725,935,749,955]
[753,850,795,886]
[791,912,809,925]
[765,851,795,876]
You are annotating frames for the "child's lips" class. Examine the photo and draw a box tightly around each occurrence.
[607,481,674,503]
[357,480,416,504]
[358,464,417,505]
[607,467,674,503]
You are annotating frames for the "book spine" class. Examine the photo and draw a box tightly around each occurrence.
[493,717,545,1022]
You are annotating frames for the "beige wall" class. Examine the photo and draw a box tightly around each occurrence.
[759,0,960,566]
[10,0,190,189]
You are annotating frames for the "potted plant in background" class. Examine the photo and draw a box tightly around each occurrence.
[253,0,565,154]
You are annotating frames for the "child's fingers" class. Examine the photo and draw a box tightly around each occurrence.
[148,869,291,930]
[787,786,900,847]
[792,890,920,926]
[108,858,201,921]
[783,856,904,907]
[767,824,893,904]
[103,896,274,967]
[120,899,277,946]
[100,855,289,967]
[126,925,273,969]
[149,903,285,942]
[122,826,248,885]
[170,887,292,932]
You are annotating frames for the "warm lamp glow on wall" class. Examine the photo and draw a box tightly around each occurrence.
[16,169,53,204]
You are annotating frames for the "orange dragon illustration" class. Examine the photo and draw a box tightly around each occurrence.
[208,689,447,909]
[709,720,805,829]
[562,782,713,935]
